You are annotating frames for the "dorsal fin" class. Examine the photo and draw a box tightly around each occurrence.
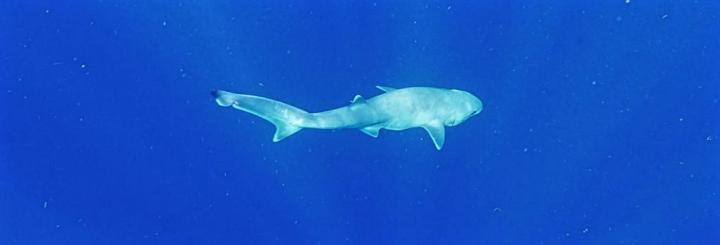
[376,85,397,93]
[351,95,365,104]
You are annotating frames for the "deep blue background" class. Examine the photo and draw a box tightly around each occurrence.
[2,1,719,244]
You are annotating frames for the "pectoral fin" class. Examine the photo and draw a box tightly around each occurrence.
[422,122,445,150]
[360,126,381,138]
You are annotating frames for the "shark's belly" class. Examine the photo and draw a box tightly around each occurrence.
[382,117,428,131]
[382,123,414,131]
[375,107,441,130]
[380,110,438,130]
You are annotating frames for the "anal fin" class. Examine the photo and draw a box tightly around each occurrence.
[360,126,381,138]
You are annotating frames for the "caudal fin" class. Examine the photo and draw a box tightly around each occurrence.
[212,90,308,142]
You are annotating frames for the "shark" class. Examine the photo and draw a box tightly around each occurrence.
[212,86,483,150]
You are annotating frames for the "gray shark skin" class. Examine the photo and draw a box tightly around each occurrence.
[212,86,483,150]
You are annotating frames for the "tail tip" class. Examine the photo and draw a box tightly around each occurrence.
[210,89,220,98]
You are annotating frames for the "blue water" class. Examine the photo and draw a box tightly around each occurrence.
[2,1,719,244]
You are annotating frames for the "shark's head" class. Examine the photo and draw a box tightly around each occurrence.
[444,89,483,127]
